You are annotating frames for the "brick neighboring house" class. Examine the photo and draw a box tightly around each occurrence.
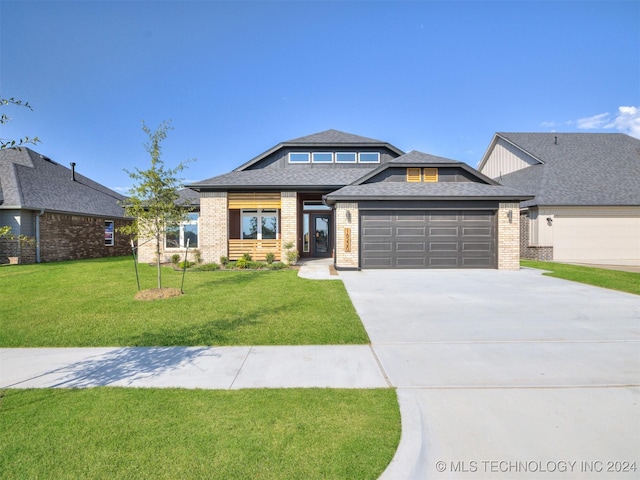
[478,133,640,266]
[0,147,132,263]
[165,130,531,270]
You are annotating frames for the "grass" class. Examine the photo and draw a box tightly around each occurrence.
[0,256,368,347]
[521,260,640,295]
[0,388,400,480]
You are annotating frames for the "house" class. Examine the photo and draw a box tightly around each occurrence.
[176,130,531,270]
[478,133,640,266]
[0,147,132,263]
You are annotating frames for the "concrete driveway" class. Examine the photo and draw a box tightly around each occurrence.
[340,268,640,479]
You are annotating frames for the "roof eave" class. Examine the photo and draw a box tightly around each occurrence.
[325,194,535,205]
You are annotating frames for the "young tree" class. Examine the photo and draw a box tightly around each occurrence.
[121,120,193,289]
[1,97,40,149]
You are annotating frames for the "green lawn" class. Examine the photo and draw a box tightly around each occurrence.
[521,260,640,295]
[0,388,400,480]
[0,257,368,347]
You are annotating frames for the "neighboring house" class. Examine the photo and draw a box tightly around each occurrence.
[176,130,531,270]
[0,147,132,263]
[478,133,640,266]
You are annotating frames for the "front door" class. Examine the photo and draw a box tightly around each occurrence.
[311,213,331,257]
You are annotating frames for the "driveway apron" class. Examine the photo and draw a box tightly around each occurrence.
[340,268,640,480]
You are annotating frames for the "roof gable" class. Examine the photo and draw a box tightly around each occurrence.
[352,150,498,186]
[233,129,404,171]
[484,133,640,206]
[0,147,128,217]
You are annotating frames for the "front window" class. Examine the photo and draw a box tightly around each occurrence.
[242,209,278,240]
[165,213,199,248]
[105,220,114,246]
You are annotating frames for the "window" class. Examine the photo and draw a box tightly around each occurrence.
[407,168,421,182]
[423,168,438,182]
[359,152,380,163]
[165,213,199,248]
[105,220,114,246]
[241,209,278,240]
[312,152,333,163]
[336,152,357,163]
[289,152,310,163]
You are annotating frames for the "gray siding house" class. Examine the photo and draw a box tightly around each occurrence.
[0,147,132,263]
[159,130,531,270]
[478,133,640,266]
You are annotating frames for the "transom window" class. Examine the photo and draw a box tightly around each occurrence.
[289,152,310,163]
[288,151,380,164]
[165,213,199,248]
[359,152,380,163]
[241,209,278,240]
[336,152,357,163]
[312,152,333,163]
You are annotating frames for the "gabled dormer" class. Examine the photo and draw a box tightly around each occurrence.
[352,150,499,186]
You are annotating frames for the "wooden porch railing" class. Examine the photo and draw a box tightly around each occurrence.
[228,239,281,261]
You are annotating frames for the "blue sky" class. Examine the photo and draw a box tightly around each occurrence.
[1,0,638,192]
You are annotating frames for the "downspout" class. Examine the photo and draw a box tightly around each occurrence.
[35,209,44,263]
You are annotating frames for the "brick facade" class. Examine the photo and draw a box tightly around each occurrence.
[334,202,359,269]
[199,192,227,264]
[519,211,553,261]
[281,192,297,262]
[0,237,36,264]
[38,213,131,263]
[497,202,521,270]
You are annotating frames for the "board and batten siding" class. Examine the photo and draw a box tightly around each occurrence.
[481,138,541,179]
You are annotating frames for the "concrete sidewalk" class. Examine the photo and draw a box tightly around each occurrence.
[0,345,389,389]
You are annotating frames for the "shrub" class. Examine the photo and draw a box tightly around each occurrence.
[178,260,194,269]
[170,254,181,266]
[242,253,252,261]
[220,256,229,267]
[193,262,220,271]
[191,249,203,264]
[265,252,275,264]
[265,261,287,270]
[235,257,248,269]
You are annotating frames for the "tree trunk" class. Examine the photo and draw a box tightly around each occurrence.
[155,236,162,289]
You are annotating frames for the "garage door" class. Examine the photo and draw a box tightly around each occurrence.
[360,210,496,269]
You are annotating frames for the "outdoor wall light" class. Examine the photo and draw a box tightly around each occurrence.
[346,210,351,223]
[547,217,553,226]
[507,210,513,223]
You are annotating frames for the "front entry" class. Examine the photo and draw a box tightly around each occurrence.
[311,214,331,257]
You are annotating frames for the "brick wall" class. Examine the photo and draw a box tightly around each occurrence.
[0,237,36,264]
[38,213,131,262]
[199,192,227,264]
[281,192,297,262]
[497,202,520,270]
[519,211,553,261]
[334,202,359,269]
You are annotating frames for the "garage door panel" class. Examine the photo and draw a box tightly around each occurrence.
[361,210,496,269]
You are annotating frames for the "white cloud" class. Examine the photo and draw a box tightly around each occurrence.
[605,106,640,139]
[575,106,640,139]
[577,112,610,129]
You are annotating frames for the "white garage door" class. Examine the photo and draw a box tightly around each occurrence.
[554,215,640,266]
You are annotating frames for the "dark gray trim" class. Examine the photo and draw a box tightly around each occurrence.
[357,200,500,210]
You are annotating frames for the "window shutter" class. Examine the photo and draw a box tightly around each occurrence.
[407,168,421,183]
[423,168,438,183]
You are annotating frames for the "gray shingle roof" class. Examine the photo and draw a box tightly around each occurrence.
[388,150,464,165]
[325,182,532,203]
[495,133,640,207]
[189,167,373,190]
[286,129,389,145]
[0,148,128,217]
[233,129,404,171]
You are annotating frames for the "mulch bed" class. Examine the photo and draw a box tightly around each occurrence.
[134,288,183,301]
